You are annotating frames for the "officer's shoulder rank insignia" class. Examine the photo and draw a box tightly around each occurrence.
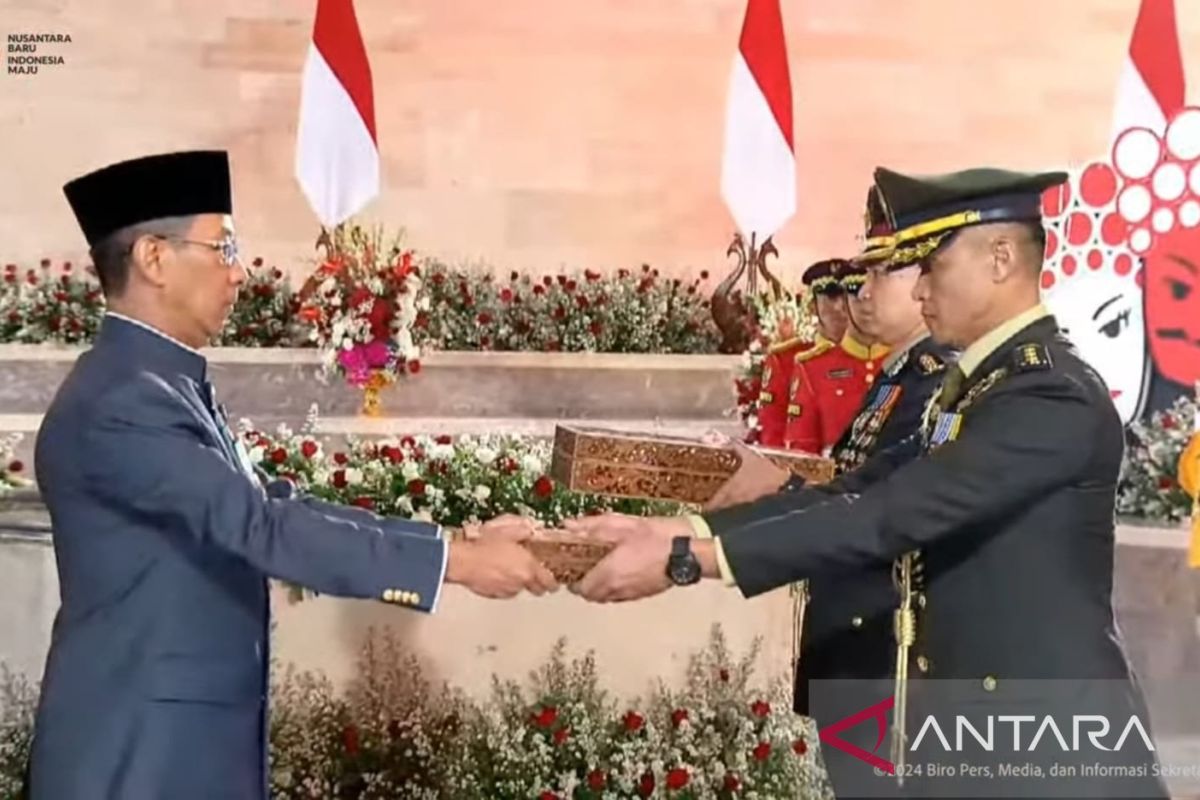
[1012,342,1052,372]
[917,352,945,375]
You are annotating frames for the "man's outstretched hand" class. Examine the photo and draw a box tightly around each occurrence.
[564,514,692,603]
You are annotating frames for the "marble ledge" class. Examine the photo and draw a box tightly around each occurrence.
[0,343,742,372]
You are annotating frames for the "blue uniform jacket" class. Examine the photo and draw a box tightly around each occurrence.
[28,315,446,800]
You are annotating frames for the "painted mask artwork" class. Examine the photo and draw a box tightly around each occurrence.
[1041,106,1200,422]
[1042,163,1150,423]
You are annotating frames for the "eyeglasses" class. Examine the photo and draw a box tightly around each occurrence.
[157,234,241,268]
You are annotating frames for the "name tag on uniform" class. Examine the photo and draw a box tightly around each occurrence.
[827,367,853,379]
[929,412,963,447]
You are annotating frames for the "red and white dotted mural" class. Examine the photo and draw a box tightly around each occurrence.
[1042,106,1200,424]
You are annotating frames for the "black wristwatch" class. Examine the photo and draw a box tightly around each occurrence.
[665,536,701,586]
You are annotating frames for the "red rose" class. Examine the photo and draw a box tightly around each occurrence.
[39,258,50,268]
[301,441,318,459]
[8,460,23,473]
[332,470,348,489]
[533,284,546,296]
[553,727,570,745]
[751,700,771,718]
[666,768,689,790]
[565,279,577,293]
[701,270,710,280]
[575,295,588,309]
[400,436,416,449]
[384,446,404,464]
[719,668,730,682]
[408,359,422,375]
[538,793,558,800]
[543,276,553,287]
[553,305,566,321]
[1159,477,1176,490]
[342,724,360,755]
[499,457,518,474]
[642,264,651,274]
[270,448,288,464]
[500,288,514,303]
[589,321,603,337]
[638,771,655,797]
[333,452,349,466]
[478,311,493,325]
[671,708,688,728]
[1162,414,1177,429]
[752,742,771,761]
[723,773,740,792]
[352,496,374,510]
[407,479,427,496]
[532,705,558,728]
[533,476,554,499]
[622,711,644,732]
[792,737,808,755]
[252,257,264,268]
[273,268,283,280]
[587,770,606,790]
[436,435,452,445]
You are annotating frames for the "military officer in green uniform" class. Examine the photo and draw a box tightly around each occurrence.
[571,167,1167,799]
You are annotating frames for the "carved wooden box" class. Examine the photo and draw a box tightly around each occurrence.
[522,533,615,584]
[550,425,834,505]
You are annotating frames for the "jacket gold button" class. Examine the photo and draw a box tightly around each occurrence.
[382,589,396,603]
[410,592,421,605]
[983,675,997,692]
[916,655,930,673]
[851,616,863,628]
[917,593,927,609]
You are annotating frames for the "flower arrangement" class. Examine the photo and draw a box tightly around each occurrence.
[2,629,830,799]
[1117,394,1199,524]
[455,627,831,800]
[0,434,30,496]
[295,225,425,414]
[1,260,104,344]
[419,262,720,355]
[239,407,679,529]
[0,253,722,357]
[734,289,817,440]
[220,259,304,347]
[0,666,36,800]
[270,628,472,800]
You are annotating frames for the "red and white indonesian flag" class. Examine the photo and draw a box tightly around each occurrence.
[720,0,796,240]
[295,0,379,227]
[1110,0,1185,142]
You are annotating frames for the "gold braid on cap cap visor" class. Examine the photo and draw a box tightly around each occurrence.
[809,275,839,292]
[886,232,953,268]
[884,210,984,268]
[850,235,896,266]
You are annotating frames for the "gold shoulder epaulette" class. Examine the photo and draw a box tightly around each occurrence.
[768,336,809,355]
[1011,342,1053,372]
[794,339,833,364]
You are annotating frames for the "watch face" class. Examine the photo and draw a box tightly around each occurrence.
[669,558,700,585]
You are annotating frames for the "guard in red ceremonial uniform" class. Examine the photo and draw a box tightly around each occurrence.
[756,260,847,447]
[783,262,889,454]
